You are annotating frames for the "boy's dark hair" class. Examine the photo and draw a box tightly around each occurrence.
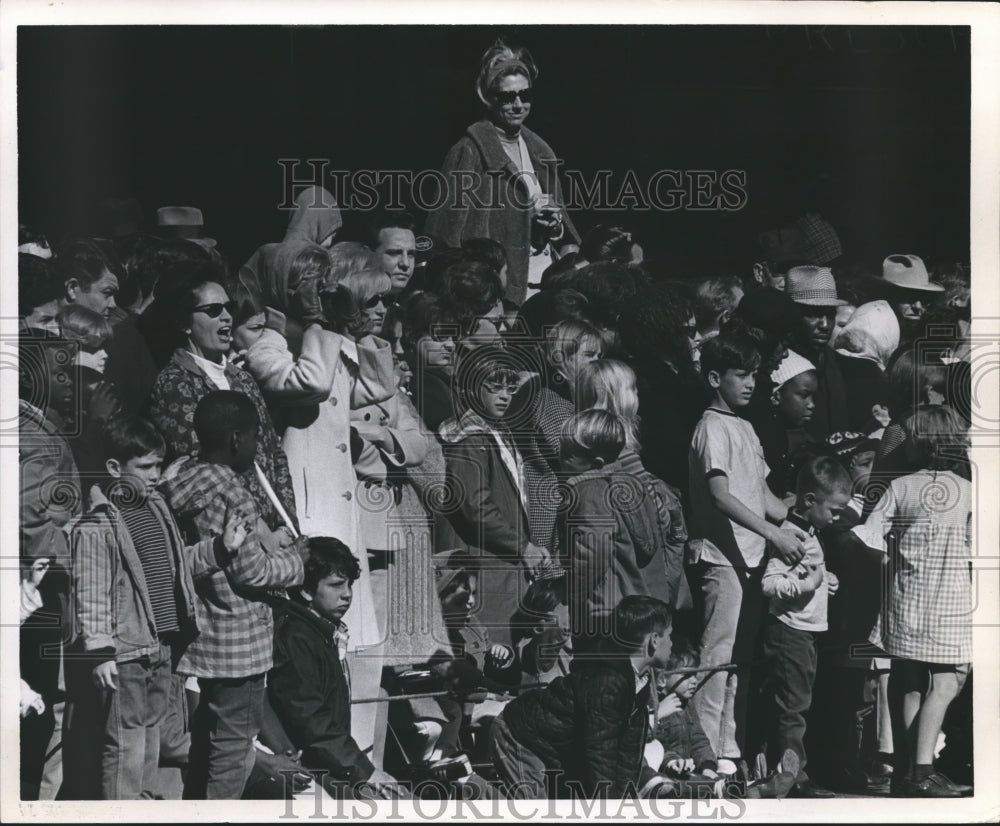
[193,390,259,448]
[559,409,626,465]
[441,259,503,322]
[700,330,762,378]
[303,536,361,594]
[796,454,852,499]
[613,595,671,649]
[461,237,508,275]
[568,261,637,328]
[18,254,64,318]
[580,225,635,266]
[102,417,167,464]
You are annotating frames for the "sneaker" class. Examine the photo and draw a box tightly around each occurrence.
[716,758,739,777]
[893,771,965,798]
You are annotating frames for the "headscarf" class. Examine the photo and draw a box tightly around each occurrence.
[283,185,342,246]
[833,300,900,372]
[236,240,327,317]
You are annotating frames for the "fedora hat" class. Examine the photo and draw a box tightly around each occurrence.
[785,265,848,307]
[881,254,944,292]
[156,206,217,248]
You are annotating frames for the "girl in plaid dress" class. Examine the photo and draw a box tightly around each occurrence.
[863,405,972,797]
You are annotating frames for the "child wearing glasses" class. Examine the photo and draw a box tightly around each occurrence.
[438,346,551,647]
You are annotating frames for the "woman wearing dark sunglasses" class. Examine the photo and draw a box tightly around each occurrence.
[425,39,579,308]
[146,266,299,536]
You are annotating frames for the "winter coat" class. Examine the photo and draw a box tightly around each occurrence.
[268,598,373,786]
[159,456,303,678]
[499,652,658,799]
[438,411,531,647]
[242,311,395,649]
[19,401,80,567]
[425,119,580,306]
[67,485,212,663]
[146,347,298,533]
[561,450,687,645]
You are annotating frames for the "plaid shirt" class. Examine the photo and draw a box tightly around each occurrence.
[160,456,304,678]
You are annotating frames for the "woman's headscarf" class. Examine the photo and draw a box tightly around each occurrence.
[236,240,327,317]
[283,186,342,246]
[833,300,900,372]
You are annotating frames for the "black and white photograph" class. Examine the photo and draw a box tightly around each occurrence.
[3,1,999,820]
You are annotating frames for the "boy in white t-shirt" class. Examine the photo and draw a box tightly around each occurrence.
[687,332,808,776]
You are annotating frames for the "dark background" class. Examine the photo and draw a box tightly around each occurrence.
[18,25,970,272]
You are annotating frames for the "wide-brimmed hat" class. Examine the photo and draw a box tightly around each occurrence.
[156,206,217,249]
[880,254,944,293]
[785,265,848,307]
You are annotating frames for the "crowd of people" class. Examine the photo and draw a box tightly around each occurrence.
[18,40,975,804]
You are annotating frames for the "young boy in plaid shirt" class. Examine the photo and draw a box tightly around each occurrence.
[160,390,308,799]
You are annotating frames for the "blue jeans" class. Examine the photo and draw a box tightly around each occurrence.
[103,642,173,799]
[185,674,265,799]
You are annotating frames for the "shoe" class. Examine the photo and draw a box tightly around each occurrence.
[930,770,972,796]
[788,778,836,798]
[893,771,966,798]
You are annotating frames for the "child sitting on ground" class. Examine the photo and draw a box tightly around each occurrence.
[761,455,851,799]
[650,638,719,781]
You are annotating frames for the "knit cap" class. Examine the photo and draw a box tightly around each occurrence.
[770,349,816,389]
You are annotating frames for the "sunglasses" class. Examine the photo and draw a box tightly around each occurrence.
[193,301,238,319]
[365,292,390,310]
[493,88,534,105]
[483,382,520,394]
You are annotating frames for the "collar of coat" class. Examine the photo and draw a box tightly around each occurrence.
[170,346,239,382]
[438,409,509,445]
[465,119,559,183]
[278,596,349,649]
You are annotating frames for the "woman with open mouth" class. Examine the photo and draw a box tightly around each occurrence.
[146,268,299,536]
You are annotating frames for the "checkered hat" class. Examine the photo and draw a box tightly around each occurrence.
[785,265,848,307]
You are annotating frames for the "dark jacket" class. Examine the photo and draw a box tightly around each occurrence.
[500,652,657,798]
[801,346,850,442]
[561,450,686,643]
[425,119,580,306]
[268,598,374,786]
[821,504,887,666]
[654,704,717,772]
[631,360,711,500]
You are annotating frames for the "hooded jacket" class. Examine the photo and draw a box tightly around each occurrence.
[560,450,687,644]
[282,186,342,246]
[425,119,580,306]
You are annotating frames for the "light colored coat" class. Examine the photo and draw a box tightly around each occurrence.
[243,311,395,649]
